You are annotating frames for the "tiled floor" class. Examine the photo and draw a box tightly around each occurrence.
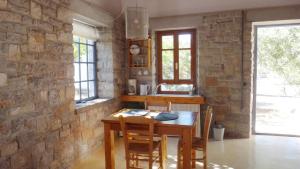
[71,135,300,169]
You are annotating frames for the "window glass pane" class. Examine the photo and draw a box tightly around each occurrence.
[74,63,80,82]
[73,43,79,62]
[179,50,192,80]
[80,44,87,62]
[162,35,173,49]
[89,82,95,98]
[88,64,95,80]
[88,45,94,62]
[81,82,88,99]
[79,37,87,43]
[80,63,87,81]
[87,39,94,45]
[73,36,80,43]
[162,51,174,80]
[161,84,193,92]
[73,35,97,101]
[179,34,191,48]
[75,83,80,100]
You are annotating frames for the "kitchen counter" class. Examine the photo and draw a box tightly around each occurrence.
[121,94,205,104]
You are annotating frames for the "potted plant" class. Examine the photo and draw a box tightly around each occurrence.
[213,122,225,141]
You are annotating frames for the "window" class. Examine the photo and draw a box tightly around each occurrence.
[156,29,196,94]
[73,35,97,102]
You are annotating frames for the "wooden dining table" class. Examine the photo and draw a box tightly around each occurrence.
[101,109,199,169]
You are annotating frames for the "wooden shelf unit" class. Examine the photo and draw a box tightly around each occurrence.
[128,38,151,68]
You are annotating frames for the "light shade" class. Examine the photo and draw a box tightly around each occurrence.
[126,7,149,40]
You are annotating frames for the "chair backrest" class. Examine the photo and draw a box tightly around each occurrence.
[119,116,155,157]
[202,106,213,146]
[144,98,171,112]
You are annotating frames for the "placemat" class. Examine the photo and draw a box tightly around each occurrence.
[121,109,149,116]
[154,112,179,121]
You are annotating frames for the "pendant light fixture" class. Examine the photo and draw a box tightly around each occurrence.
[125,0,149,40]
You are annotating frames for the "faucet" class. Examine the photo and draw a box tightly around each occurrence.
[153,83,166,95]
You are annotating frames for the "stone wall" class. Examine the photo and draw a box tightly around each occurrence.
[146,11,252,138]
[97,17,126,98]
[147,7,300,138]
[0,0,126,169]
[198,11,251,138]
[74,99,122,158]
[0,0,76,168]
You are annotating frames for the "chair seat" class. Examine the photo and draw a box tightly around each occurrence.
[128,141,161,154]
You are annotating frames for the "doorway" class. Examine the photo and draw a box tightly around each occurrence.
[254,23,300,136]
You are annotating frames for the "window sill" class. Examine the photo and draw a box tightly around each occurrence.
[75,98,113,114]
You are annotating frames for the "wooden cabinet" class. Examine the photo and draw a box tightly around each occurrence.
[128,39,151,68]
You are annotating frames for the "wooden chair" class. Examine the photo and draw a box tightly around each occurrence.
[177,106,213,169]
[144,99,172,112]
[119,116,164,169]
[144,99,171,167]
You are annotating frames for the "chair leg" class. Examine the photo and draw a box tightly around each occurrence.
[149,154,153,169]
[203,151,207,169]
[177,142,181,169]
[159,144,164,169]
[192,150,196,168]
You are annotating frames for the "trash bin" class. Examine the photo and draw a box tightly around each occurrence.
[213,124,225,141]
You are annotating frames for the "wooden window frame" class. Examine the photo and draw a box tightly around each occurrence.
[156,29,197,94]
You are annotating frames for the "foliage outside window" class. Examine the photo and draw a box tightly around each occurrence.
[73,35,97,102]
[257,25,300,86]
[156,29,196,94]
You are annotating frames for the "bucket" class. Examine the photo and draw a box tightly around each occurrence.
[213,127,225,141]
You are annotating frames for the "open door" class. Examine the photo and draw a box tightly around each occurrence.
[254,23,300,136]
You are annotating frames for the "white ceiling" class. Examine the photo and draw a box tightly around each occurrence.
[85,0,300,18]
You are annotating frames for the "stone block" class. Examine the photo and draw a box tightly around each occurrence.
[0,73,7,87]
[65,86,74,99]
[8,44,21,61]
[37,115,48,133]
[0,0,7,9]
[9,103,35,116]
[0,141,18,157]
[28,31,45,52]
[57,6,72,23]
[0,158,10,169]
[205,76,218,86]
[46,33,57,41]
[57,31,72,44]
[30,1,42,19]
[50,118,61,131]
[0,11,21,23]
[79,113,87,122]
[60,128,70,138]
[10,150,30,169]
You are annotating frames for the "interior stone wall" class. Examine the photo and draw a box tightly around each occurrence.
[198,11,252,138]
[97,17,126,98]
[0,0,76,168]
[0,0,126,169]
[145,6,300,138]
[145,11,251,138]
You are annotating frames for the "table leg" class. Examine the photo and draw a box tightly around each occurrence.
[104,123,115,169]
[192,126,196,168]
[182,128,192,169]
